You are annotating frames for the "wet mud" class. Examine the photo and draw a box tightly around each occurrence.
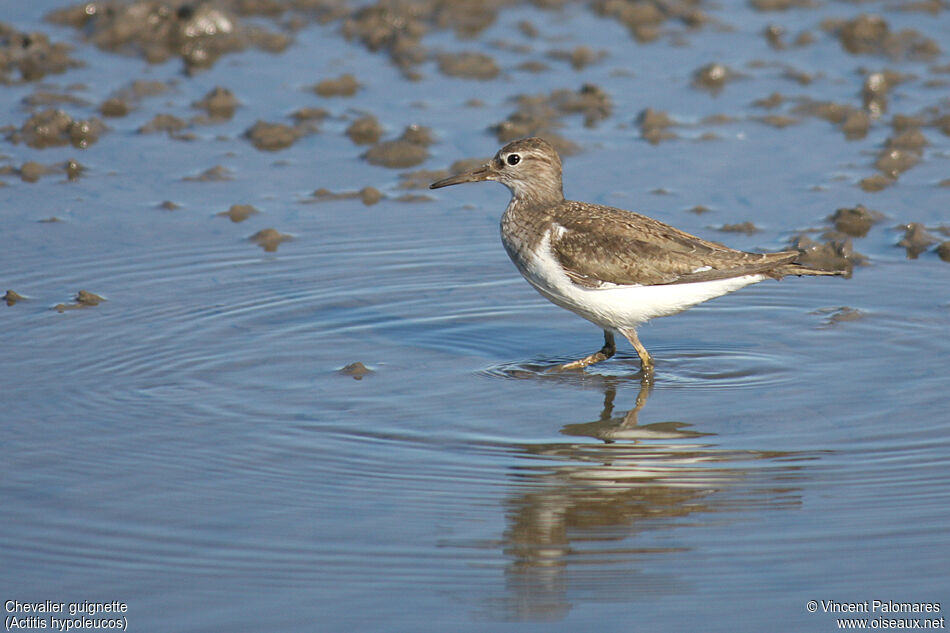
[53,289,104,312]
[3,289,26,306]
[248,227,292,252]
[7,108,105,149]
[217,203,259,222]
[338,361,373,380]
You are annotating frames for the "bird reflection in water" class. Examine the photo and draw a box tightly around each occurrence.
[486,373,810,621]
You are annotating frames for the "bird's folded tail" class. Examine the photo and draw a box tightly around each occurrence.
[771,262,851,279]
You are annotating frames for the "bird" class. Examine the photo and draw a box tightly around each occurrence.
[429,137,842,376]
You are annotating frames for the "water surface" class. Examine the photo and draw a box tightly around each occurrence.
[2,1,949,631]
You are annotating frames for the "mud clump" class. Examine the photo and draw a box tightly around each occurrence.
[249,228,292,252]
[8,109,106,149]
[790,235,864,276]
[159,200,180,210]
[0,23,83,82]
[754,114,799,128]
[99,79,169,116]
[936,242,950,263]
[99,97,130,117]
[828,14,940,61]
[218,204,259,222]
[339,361,373,380]
[437,52,499,79]
[829,204,884,237]
[861,71,898,118]
[184,165,232,181]
[886,128,927,153]
[753,92,785,109]
[718,222,760,234]
[4,290,26,306]
[46,0,289,73]
[65,159,84,181]
[859,174,893,192]
[874,148,919,179]
[291,107,328,124]
[751,0,815,9]
[341,4,428,72]
[364,125,434,169]
[792,100,869,140]
[19,161,51,183]
[193,86,239,120]
[548,46,606,70]
[309,187,383,206]
[592,0,707,43]
[897,223,937,259]
[692,63,736,94]
[637,108,675,144]
[313,73,360,97]
[812,306,863,326]
[139,113,191,138]
[493,85,611,154]
[346,115,383,145]
[245,120,302,151]
[54,290,104,313]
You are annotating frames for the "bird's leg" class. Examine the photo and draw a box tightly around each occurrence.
[619,327,654,376]
[551,330,615,371]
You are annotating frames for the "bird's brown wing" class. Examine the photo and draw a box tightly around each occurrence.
[548,201,799,288]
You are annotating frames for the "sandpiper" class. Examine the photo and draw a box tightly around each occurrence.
[430,137,842,375]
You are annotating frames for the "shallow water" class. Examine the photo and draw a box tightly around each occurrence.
[2,1,949,631]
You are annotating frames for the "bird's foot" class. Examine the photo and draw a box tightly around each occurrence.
[548,350,610,373]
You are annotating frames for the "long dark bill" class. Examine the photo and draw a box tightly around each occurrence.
[429,164,493,189]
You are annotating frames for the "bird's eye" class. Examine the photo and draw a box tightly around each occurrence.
[506,154,521,166]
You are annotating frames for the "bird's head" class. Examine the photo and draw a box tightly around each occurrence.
[430,137,564,205]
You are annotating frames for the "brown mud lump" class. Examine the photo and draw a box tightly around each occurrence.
[637,108,675,144]
[718,222,760,234]
[4,290,26,306]
[547,46,605,70]
[364,125,434,169]
[789,235,864,276]
[886,129,927,153]
[184,165,232,181]
[249,228,292,252]
[0,23,82,82]
[692,63,734,94]
[54,290,105,313]
[437,52,499,79]
[47,1,285,73]
[346,115,383,145]
[897,223,937,259]
[246,120,301,151]
[858,174,893,192]
[875,148,918,178]
[100,97,130,117]
[314,73,360,97]
[19,161,49,183]
[65,159,84,181]
[218,204,259,222]
[139,113,189,135]
[830,204,884,237]
[9,109,105,149]
[339,361,373,380]
[193,86,239,119]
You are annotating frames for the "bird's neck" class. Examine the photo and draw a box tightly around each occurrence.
[509,184,564,209]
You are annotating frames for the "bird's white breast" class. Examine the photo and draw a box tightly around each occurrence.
[507,227,766,329]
